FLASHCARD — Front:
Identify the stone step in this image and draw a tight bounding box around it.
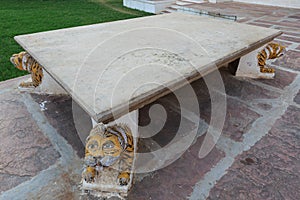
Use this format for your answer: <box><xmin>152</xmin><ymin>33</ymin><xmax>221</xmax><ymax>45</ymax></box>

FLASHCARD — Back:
<box><xmin>160</xmin><ymin>10</ymin><xmax>171</xmax><ymax>14</ymax></box>
<box><xmin>180</xmin><ymin>0</ymin><xmax>207</xmax><ymax>4</ymax></box>
<box><xmin>163</xmin><ymin>0</ymin><xmax>208</xmax><ymax>14</ymax></box>
<box><xmin>170</xmin><ymin>4</ymin><xmax>181</xmax><ymax>9</ymax></box>
<box><xmin>175</xmin><ymin>1</ymin><xmax>193</xmax><ymax>6</ymax></box>
<box><xmin>164</xmin><ymin>6</ymin><xmax>178</xmax><ymax>13</ymax></box>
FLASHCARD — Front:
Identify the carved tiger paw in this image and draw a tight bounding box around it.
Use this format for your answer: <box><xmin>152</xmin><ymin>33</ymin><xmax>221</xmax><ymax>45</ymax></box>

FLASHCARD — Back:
<box><xmin>260</xmin><ymin>67</ymin><xmax>275</xmax><ymax>73</ymax></box>
<box><xmin>118</xmin><ymin>172</ymin><xmax>130</xmax><ymax>186</ymax></box>
<box><xmin>82</xmin><ymin>166</ymin><xmax>96</xmax><ymax>183</ymax></box>
<box><xmin>19</xmin><ymin>81</ymin><xmax>30</xmax><ymax>88</ymax></box>
<box><xmin>19</xmin><ymin>81</ymin><xmax>35</xmax><ymax>88</ymax></box>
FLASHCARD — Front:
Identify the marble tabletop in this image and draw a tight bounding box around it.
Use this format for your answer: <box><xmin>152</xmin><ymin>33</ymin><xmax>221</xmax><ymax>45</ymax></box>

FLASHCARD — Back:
<box><xmin>15</xmin><ymin>13</ymin><xmax>281</xmax><ymax>122</ymax></box>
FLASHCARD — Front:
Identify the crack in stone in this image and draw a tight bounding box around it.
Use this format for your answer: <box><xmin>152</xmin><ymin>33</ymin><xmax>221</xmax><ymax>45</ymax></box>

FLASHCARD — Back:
<box><xmin>0</xmin><ymin>171</ymin><xmax>32</xmax><ymax>178</ymax></box>
<box><xmin>0</xmin><ymin>160</ymin><xmax>13</xmax><ymax>171</ymax></box>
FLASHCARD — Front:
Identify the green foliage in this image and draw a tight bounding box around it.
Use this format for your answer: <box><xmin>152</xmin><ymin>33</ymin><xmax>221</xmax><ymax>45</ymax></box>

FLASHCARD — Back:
<box><xmin>0</xmin><ymin>0</ymin><xmax>149</xmax><ymax>81</ymax></box>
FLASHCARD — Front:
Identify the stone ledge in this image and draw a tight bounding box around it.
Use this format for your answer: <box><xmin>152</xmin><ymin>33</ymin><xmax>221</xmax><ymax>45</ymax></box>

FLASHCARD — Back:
<box><xmin>123</xmin><ymin>0</ymin><xmax>175</xmax><ymax>13</ymax></box>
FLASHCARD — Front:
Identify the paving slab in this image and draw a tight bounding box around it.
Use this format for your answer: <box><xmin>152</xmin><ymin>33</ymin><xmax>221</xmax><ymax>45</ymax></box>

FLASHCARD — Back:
<box><xmin>207</xmin><ymin>106</ymin><xmax>300</xmax><ymax>200</ymax></box>
<box><xmin>25</xmin><ymin>172</ymin><xmax>82</xmax><ymax>200</ymax></box>
<box><xmin>186</xmin><ymin>2</ymin><xmax>298</xmax><ymax>20</ymax></box>
<box><xmin>255</xmin><ymin>68</ymin><xmax>297</xmax><ymax>90</ymax></box>
<box><xmin>0</xmin><ymin>87</ymin><xmax>60</xmax><ymax>192</ymax></box>
<box><xmin>294</xmin><ymin>90</ymin><xmax>300</xmax><ymax>105</ymax></box>
<box><xmin>219</xmin><ymin>68</ymin><xmax>281</xmax><ymax>101</ymax></box>
<box><xmin>220</xmin><ymin>97</ymin><xmax>261</xmax><ymax>142</ymax></box>
<box><xmin>30</xmin><ymin>94</ymin><xmax>87</xmax><ymax>158</ymax></box>
<box><xmin>272</xmin><ymin>50</ymin><xmax>300</xmax><ymax>71</ymax></box>
<box><xmin>129</xmin><ymin>134</ymin><xmax>225</xmax><ymax>200</ymax></box>
<box><xmin>193</xmin><ymin>84</ymin><xmax>263</xmax><ymax>142</ymax></box>
<box><xmin>130</xmin><ymin>99</ymin><xmax>223</xmax><ymax>199</ymax></box>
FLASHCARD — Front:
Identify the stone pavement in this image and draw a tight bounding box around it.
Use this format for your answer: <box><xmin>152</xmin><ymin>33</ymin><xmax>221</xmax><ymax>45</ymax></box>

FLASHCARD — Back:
<box><xmin>1</xmin><ymin>2</ymin><xmax>300</xmax><ymax>200</ymax></box>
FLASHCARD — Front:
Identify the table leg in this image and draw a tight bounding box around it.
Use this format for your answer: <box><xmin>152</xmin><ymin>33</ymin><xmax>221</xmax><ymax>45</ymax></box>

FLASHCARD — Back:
<box><xmin>82</xmin><ymin>110</ymin><xmax>139</xmax><ymax>199</ymax></box>
<box><xmin>235</xmin><ymin>46</ymin><xmax>275</xmax><ymax>79</ymax></box>
<box><xmin>38</xmin><ymin>71</ymin><xmax>68</xmax><ymax>94</ymax></box>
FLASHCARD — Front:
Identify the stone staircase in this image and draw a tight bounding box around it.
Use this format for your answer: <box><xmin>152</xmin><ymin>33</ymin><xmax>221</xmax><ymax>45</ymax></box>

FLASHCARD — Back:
<box><xmin>161</xmin><ymin>0</ymin><xmax>208</xmax><ymax>13</ymax></box>
<box><xmin>161</xmin><ymin>0</ymin><xmax>237</xmax><ymax>21</ymax></box>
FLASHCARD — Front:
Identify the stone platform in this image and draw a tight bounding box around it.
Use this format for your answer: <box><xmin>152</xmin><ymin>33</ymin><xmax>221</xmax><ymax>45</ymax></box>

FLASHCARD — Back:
<box><xmin>1</xmin><ymin>2</ymin><xmax>300</xmax><ymax>200</ymax></box>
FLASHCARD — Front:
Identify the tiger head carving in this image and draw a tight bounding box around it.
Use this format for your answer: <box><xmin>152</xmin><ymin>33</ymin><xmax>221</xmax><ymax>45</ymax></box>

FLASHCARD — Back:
<box><xmin>85</xmin><ymin>123</ymin><xmax>129</xmax><ymax>166</ymax></box>
<box><xmin>83</xmin><ymin>123</ymin><xmax>134</xmax><ymax>185</ymax></box>
<box><xmin>10</xmin><ymin>51</ymin><xmax>43</xmax><ymax>88</ymax></box>
<box><xmin>10</xmin><ymin>51</ymin><xmax>28</xmax><ymax>71</ymax></box>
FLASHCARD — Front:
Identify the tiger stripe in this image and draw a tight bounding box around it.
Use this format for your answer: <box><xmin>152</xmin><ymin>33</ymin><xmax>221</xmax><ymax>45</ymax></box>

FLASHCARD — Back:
<box><xmin>257</xmin><ymin>42</ymin><xmax>285</xmax><ymax>74</ymax></box>
<box><xmin>82</xmin><ymin>123</ymin><xmax>134</xmax><ymax>185</ymax></box>
<box><xmin>10</xmin><ymin>51</ymin><xmax>43</xmax><ymax>88</ymax></box>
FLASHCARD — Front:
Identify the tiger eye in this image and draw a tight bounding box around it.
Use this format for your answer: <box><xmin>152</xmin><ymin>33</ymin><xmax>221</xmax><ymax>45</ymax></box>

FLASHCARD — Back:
<box><xmin>88</xmin><ymin>140</ymin><xmax>99</xmax><ymax>150</ymax></box>
<box><xmin>103</xmin><ymin>141</ymin><xmax>115</xmax><ymax>150</ymax></box>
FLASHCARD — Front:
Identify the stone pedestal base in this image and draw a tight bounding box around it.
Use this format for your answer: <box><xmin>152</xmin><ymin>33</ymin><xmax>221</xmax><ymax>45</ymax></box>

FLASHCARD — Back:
<box><xmin>235</xmin><ymin>47</ymin><xmax>275</xmax><ymax>79</ymax></box>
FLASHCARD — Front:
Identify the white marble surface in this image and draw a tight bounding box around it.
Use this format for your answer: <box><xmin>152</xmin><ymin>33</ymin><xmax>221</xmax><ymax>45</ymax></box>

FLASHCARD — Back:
<box><xmin>14</xmin><ymin>13</ymin><xmax>281</xmax><ymax>122</ymax></box>
<box><xmin>123</xmin><ymin>0</ymin><xmax>175</xmax><ymax>14</ymax></box>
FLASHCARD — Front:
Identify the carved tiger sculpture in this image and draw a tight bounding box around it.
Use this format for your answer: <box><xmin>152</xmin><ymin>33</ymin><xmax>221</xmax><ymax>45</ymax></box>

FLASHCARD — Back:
<box><xmin>82</xmin><ymin>123</ymin><xmax>134</xmax><ymax>186</ymax></box>
<box><xmin>257</xmin><ymin>42</ymin><xmax>286</xmax><ymax>73</ymax></box>
<box><xmin>10</xmin><ymin>51</ymin><xmax>43</xmax><ymax>88</ymax></box>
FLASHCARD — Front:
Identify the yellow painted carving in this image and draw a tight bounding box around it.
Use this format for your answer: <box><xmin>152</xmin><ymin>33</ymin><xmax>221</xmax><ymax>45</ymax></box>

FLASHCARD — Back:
<box><xmin>257</xmin><ymin>42</ymin><xmax>286</xmax><ymax>73</ymax></box>
<box><xmin>10</xmin><ymin>51</ymin><xmax>43</xmax><ymax>87</ymax></box>
<box><xmin>82</xmin><ymin>123</ymin><xmax>134</xmax><ymax>186</ymax></box>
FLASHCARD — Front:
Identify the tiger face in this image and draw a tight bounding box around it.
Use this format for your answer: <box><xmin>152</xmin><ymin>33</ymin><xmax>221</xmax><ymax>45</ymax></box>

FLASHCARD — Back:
<box><xmin>10</xmin><ymin>51</ymin><xmax>27</xmax><ymax>71</ymax></box>
<box><xmin>268</xmin><ymin>42</ymin><xmax>286</xmax><ymax>59</ymax></box>
<box><xmin>276</xmin><ymin>46</ymin><xmax>286</xmax><ymax>58</ymax></box>
<box><xmin>85</xmin><ymin>131</ymin><xmax>124</xmax><ymax>167</ymax></box>
<box><xmin>10</xmin><ymin>51</ymin><xmax>43</xmax><ymax>88</ymax></box>
<box><xmin>83</xmin><ymin>123</ymin><xmax>134</xmax><ymax>185</ymax></box>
